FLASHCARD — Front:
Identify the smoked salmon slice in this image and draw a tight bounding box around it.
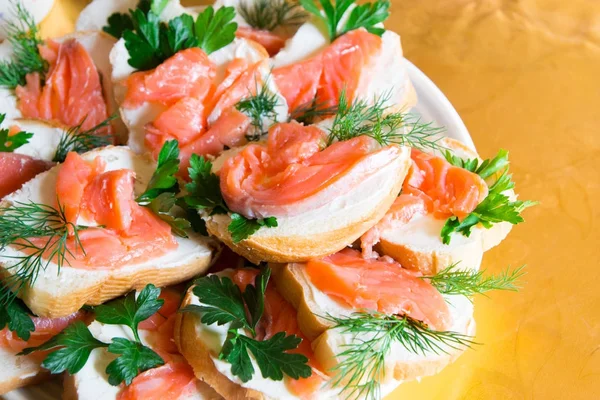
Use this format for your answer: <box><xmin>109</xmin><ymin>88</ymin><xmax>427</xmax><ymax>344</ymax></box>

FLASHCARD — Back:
<box><xmin>0</xmin><ymin>310</ymin><xmax>85</xmax><ymax>353</ymax></box>
<box><xmin>232</xmin><ymin>269</ymin><xmax>325</xmax><ymax>397</ymax></box>
<box><xmin>116</xmin><ymin>361</ymin><xmax>197</xmax><ymax>400</ymax></box>
<box><xmin>0</xmin><ymin>153</ymin><xmax>53</xmax><ymax>199</ymax></box>
<box><xmin>236</xmin><ymin>27</ymin><xmax>287</xmax><ymax>56</ymax></box>
<box><xmin>16</xmin><ymin>39</ymin><xmax>111</xmax><ymax>133</ymax></box>
<box><xmin>273</xmin><ymin>29</ymin><xmax>382</xmax><ymax>110</ymax></box>
<box><xmin>305</xmin><ymin>248</ymin><xmax>451</xmax><ymax>330</ymax></box>
<box><xmin>23</xmin><ymin>152</ymin><xmax>178</xmax><ymax>269</ymax></box>
<box><xmin>219</xmin><ymin>122</ymin><xmax>400</xmax><ymax>219</ymax></box>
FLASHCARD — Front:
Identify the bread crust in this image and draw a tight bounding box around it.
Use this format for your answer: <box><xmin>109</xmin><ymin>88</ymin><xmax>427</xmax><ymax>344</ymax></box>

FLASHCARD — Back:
<box><xmin>2</xmin><ymin>253</ymin><xmax>214</xmax><ymax>318</ymax></box>
<box><xmin>0</xmin><ymin>351</ymin><xmax>48</xmax><ymax>395</ymax></box>
<box><xmin>175</xmin><ymin>288</ymin><xmax>266</xmax><ymax>400</ymax></box>
<box><xmin>0</xmin><ymin>371</ymin><xmax>48</xmax><ymax>396</ymax></box>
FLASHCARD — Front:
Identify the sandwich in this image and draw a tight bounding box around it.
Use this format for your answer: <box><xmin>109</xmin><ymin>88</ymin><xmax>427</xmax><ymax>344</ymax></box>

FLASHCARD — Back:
<box><xmin>19</xmin><ymin>284</ymin><xmax>220</xmax><ymax>399</ymax></box>
<box><xmin>360</xmin><ymin>137</ymin><xmax>535</xmax><ymax>274</ymax></box>
<box><xmin>0</xmin><ymin>143</ymin><xmax>216</xmax><ymax>318</ymax></box>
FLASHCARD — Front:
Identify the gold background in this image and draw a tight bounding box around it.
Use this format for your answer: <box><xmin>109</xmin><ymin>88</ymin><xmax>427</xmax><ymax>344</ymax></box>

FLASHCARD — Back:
<box><xmin>40</xmin><ymin>0</ymin><xmax>600</xmax><ymax>398</ymax></box>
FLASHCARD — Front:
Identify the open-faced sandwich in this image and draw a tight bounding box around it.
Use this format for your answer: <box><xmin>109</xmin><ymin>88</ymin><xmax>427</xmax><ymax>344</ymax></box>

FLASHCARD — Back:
<box><xmin>0</xmin><ymin>0</ymin><xmax>535</xmax><ymax>398</ymax></box>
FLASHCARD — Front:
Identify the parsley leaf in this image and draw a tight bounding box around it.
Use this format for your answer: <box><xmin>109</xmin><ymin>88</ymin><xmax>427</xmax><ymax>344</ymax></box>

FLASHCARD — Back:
<box><xmin>105</xmin><ymin>338</ymin><xmax>164</xmax><ymax>385</ymax></box>
<box><xmin>0</xmin><ymin>297</ymin><xmax>35</xmax><ymax>341</ymax></box>
<box><xmin>184</xmin><ymin>154</ymin><xmax>228</xmax><ymax>213</ymax></box>
<box><xmin>147</xmin><ymin>192</ymin><xmax>191</xmax><ymax>237</ymax></box>
<box><xmin>94</xmin><ymin>284</ymin><xmax>164</xmax><ymax>343</ymax></box>
<box><xmin>137</xmin><ymin>139</ymin><xmax>180</xmax><ymax>204</ymax></box>
<box><xmin>20</xmin><ymin>321</ymin><xmax>108</xmax><ymax>374</ymax></box>
<box><xmin>229</xmin><ymin>213</ymin><xmax>278</xmax><ymax>243</ymax></box>
<box><xmin>104</xmin><ymin>12</ymin><xmax>135</xmax><ymax>39</ymax></box>
<box><xmin>123</xmin><ymin>6</ymin><xmax>237</xmax><ymax>71</ymax></box>
<box><xmin>0</xmin><ymin>114</ymin><xmax>33</xmax><ymax>152</ymax></box>
<box><xmin>300</xmin><ymin>0</ymin><xmax>389</xmax><ymax>41</ymax></box>
<box><xmin>221</xmin><ymin>332</ymin><xmax>311</xmax><ymax>382</ymax></box>
<box><xmin>440</xmin><ymin>150</ymin><xmax>536</xmax><ymax>244</ymax></box>
<box><xmin>183</xmin><ymin>268</ymin><xmax>311</xmax><ymax>382</ymax></box>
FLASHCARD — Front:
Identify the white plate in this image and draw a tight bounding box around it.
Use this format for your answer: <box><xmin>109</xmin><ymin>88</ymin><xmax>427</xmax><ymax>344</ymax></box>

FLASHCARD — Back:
<box><xmin>1</xmin><ymin>58</ymin><xmax>473</xmax><ymax>400</ymax></box>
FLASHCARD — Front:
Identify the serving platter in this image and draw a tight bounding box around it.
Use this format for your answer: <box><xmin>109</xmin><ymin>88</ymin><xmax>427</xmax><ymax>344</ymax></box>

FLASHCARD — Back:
<box><xmin>2</xmin><ymin>57</ymin><xmax>474</xmax><ymax>400</ymax></box>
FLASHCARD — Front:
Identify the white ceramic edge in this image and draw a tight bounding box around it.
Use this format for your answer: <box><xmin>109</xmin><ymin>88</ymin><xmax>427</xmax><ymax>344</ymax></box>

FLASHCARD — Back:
<box><xmin>2</xmin><ymin>59</ymin><xmax>474</xmax><ymax>400</ymax></box>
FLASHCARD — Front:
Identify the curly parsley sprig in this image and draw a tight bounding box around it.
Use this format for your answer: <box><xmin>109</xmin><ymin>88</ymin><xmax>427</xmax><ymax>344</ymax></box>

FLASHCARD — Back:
<box><xmin>441</xmin><ymin>149</ymin><xmax>536</xmax><ymax>244</ymax></box>
<box><xmin>300</xmin><ymin>0</ymin><xmax>389</xmax><ymax>41</ymax></box>
<box><xmin>182</xmin><ymin>268</ymin><xmax>312</xmax><ymax>382</ymax></box>
<box><xmin>21</xmin><ymin>284</ymin><xmax>165</xmax><ymax>385</ymax></box>
<box><xmin>0</xmin><ymin>2</ymin><xmax>47</xmax><ymax>88</ymax></box>
<box><xmin>184</xmin><ymin>154</ymin><xmax>278</xmax><ymax>243</ymax></box>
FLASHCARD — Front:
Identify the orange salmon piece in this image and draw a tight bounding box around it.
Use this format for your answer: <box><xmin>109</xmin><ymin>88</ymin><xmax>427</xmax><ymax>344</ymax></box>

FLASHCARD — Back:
<box><xmin>406</xmin><ymin>149</ymin><xmax>488</xmax><ymax>219</ymax></box>
<box><xmin>123</xmin><ymin>48</ymin><xmax>216</xmax><ymax>108</ymax></box>
<box><xmin>16</xmin><ymin>39</ymin><xmax>111</xmax><ymax>133</ymax></box>
<box><xmin>273</xmin><ymin>55</ymin><xmax>323</xmax><ymax>112</ymax></box>
<box><xmin>236</xmin><ymin>27</ymin><xmax>287</xmax><ymax>56</ymax></box>
<box><xmin>231</xmin><ymin>269</ymin><xmax>325</xmax><ymax>397</ymax></box>
<box><xmin>117</xmin><ymin>362</ymin><xmax>197</xmax><ymax>400</ymax></box>
<box><xmin>0</xmin><ymin>153</ymin><xmax>53</xmax><ymax>198</ymax></box>
<box><xmin>317</xmin><ymin>29</ymin><xmax>381</xmax><ymax>107</ymax></box>
<box><xmin>55</xmin><ymin>152</ymin><xmax>106</xmax><ymax>224</ymax></box>
<box><xmin>0</xmin><ymin>310</ymin><xmax>85</xmax><ymax>353</ymax></box>
<box><xmin>139</xmin><ymin>289</ymin><xmax>182</xmax><ymax>332</ymax></box>
<box><xmin>80</xmin><ymin>169</ymin><xmax>136</xmax><ymax>231</ymax></box>
<box><xmin>306</xmin><ymin>248</ymin><xmax>451</xmax><ymax>330</ymax></box>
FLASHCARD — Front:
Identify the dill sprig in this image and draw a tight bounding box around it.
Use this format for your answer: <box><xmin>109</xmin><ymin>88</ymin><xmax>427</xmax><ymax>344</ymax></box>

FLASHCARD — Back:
<box><xmin>327</xmin><ymin>91</ymin><xmax>445</xmax><ymax>152</ymax></box>
<box><xmin>0</xmin><ymin>2</ymin><xmax>47</xmax><ymax>88</ymax></box>
<box><xmin>239</xmin><ymin>0</ymin><xmax>308</xmax><ymax>31</ymax></box>
<box><xmin>235</xmin><ymin>79</ymin><xmax>280</xmax><ymax>141</ymax></box>
<box><xmin>52</xmin><ymin>115</ymin><xmax>116</xmax><ymax>163</ymax></box>
<box><xmin>0</xmin><ymin>201</ymin><xmax>86</xmax><ymax>306</ymax></box>
<box><xmin>289</xmin><ymin>100</ymin><xmax>338</xmax><ymax>124</ymax></box>
<box><xmin>422</xmin><ymin>264</ymin><xmax>525</xmax><ymax>297</ymax></box>
<box><xmin>324</xmin><ymin>312</ymin><xmax>475</xmax><ymax>400</ymax></box>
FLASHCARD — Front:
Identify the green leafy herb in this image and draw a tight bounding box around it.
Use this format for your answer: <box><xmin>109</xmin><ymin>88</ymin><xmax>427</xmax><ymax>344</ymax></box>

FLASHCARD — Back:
<box><xmin>289</xmin><ymin>100</ymin><xmax>338</xmax><ymax>125</ymax></box>
<box><xmin>423</xmin><ymin>264</ymin><xmax>525</xmax><ymax>297</ymax></box>
<box><xmin>137</xmin><ymin>139</ymin><xmax>180</xmax><ymax>204</ymax></box>
<box><xmin>0</xmin><ymin>201</ymin><xmax>87</xmax><ymax>306</ymax></box>
<box><xmin>440</xmin><ymin>150</ymin><xmax>536</xmax><ymax>244</ymax></box>
<box><xmin>0</xmin><ymin>113</ymin><xmax>33</xmax><ymax>151</ymax></box>
<box><xmin>124</xmin><ymin>6</ymin><xmax>237</xmax><ymax>70</ymax></box>
<box><xmin>0</xmin><ymin>296</ymin><xmax>35</xmax><ymax>341</ymax></box>
<box><xmin>184</xmin><ymin>155</ymin><xmax>278</xmax><ymax>242</ymax></box>
<box><xmin>52</xmin><ymin>115</ymin><xmax>116</xmax><ymax>162</ymax></box>
<box><xmin>239</xmin><ymin>0</ymin><xmax>308</xmax><ymax>31</ymax></box>
<box><xmin>20</xmin><ymin>321</ymin><xmax>108</xmax><ymax>374</ymax></box>
<box><xmin>147</xmin><ymin>192</ymin><xmax>191</xmax><ymax>237</ymax></box>
<box><xmin>21</xmin><ymin>285</ymin><xmax>166</xmax><ymax>385</ymax></box>
<box><xmin>235</xmin><ymin>79</ymin><xmax>280</xmax><ymax>141</ymax></box>
<box><xmin>328</xmin><ymin>91</ymin><xmax>445</xmax><ymax>152</ymax></box>
<box><xmin>105</xmin><ymin>338</ymin><xmax>164</xmax><ymax>385</ymax></box>
<box><xmin>324</xmin><ymin>312</ymin><xmax>475</xmax><ymax>399</ymax></box>
<box><xmin>229</xmin><ymin>213</ymin><xmax>278</xmax><ymax>243</ymax></box>
<box><xmin>0</xmin><ymin>2</ymin><xmax>47</xmax><ymax>88</ymax></box>
<box><xmin>94</xmin><ymin>284</ymin><xmax>164</xmax><ymax>343</ymax></box>
<box><xmin>103</xmin><ymin>0</ymin><xmax>166</xmax><ymax>39</ymax></box>
<box><xmin>300</xmin><ymin>0</ymin><xmax>389</xmax><ymax>41</ymax></box>
<box><xmin>182</xmin><ymin>268</ymin><xmax>311</xmax><ymax>382</ymax></box>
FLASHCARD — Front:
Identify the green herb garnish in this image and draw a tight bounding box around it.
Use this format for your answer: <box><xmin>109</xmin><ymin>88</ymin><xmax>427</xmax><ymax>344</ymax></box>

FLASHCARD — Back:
<box><xmin>21</xmin><ymin>284</ymin><xmax>165</xmax><ymax>385</ymax></box>
<box><xmin>184</xmin><ymin>154</ymin><xmax>278</xmax><ymax>242</ymax></box>
<box><xmin>324</xmin><ymin>311</ymin><xmax>475</xmax><ymax>400</ymax></box>
<box><xmin>0</xmin><ymin>2</ymin><xmax>47</xmax><ymax>88</ymax></box>
<box><xmin>0</xmin><ymin>295</ymin><xmax>35</xmax><ymax>341</ymax></box>
<box><xmin>300</xmin><ymin>0</ymin><xmax>389</xmax><ymax>41</ymax></box>
<box><xmin>52</xmin><ymin>115</ymin><xmax>116</xmax><ymax>162</ymax></box>
<box><xmin>182</xmin><ymin>268</ymin><xmax>312</xmax><ymax>382</ymax></box>
<box><xmin>103</xmin><ymin>0</ymin><xmax>165</xmax><ymax>39</ymax></box>
<box><xmin>235</xmin><ymin>79</ymin><xmax>280</xmax><ymax>141</ymax></box>
<box><xmin>0</xmin><ymin>113</ymin><xmax>33</xmax><ymax>151</ymax></box>
<box><xmin>239</xmin><ymin>0</ymin><xmax>307</xmax><ymax>31</ymax></box>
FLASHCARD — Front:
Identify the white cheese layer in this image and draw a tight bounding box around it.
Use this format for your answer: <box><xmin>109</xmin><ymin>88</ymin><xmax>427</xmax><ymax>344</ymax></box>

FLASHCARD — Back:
<box><xmin>271</xmin><ymin>19</ymin><xmax>329</xmax><ymax>68</ymax></box>
<box><xmin>11</xmin><ymin>119</ymin><xmax>65</xmax><ymax>161</ymax></box>
<box><xmin>188</xmin><ymin>272</ymin><xmax>339</xmax><ymax>400</ymax></box>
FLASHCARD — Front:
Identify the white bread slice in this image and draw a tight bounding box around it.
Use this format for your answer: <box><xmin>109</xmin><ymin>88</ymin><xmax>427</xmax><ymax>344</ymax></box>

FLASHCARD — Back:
<box><xmin>109</xmin><ymin>37</ymin><xmax>271</xmax><ymax>155</ymax></box>
<box><xmin>205</xmin><ymin>144</ymin><xmax>411</xmax><ymax>264</ymax></box>
<box><xmin>75</xmin><ymin>0</ymin><xmax>196</xmax><ymax>32</ymax></box>
<box><xmin>271</xmin><ymin>262</ymin><xmax>475</xmax><ymax>389</ymax></box>
<box><xmin>0</xmin><ymin>0</ymin><xmax>55</xmax><ymax>41</ymax></box>
<box><xmin>0</xmin><ymin>146</ymin><xmax>216</xmax><ymax>318</ymax></box>
<box><xmin>374</xmin><ymin>137</ymin><xmax>514</xmax><ymax>274</ymax></box>
<box><xmin>0</xmin><ymin>32</ymin><xmax>127</xmax><ymax>144</ymax></box>
<box><xmin>64</xmin><ymin>320</ymin><xmax>221</xmax><ymax>400</ymax></box>
<box><xmin>10</xmin><ymin>119</ymin><xmax>64</xmax><ymax>161</ymax></box>
<box><xmin>175</xmin><ymin>271</ymin><xmax>338</xmax><ymax>400</ymax></box>
<box><xmin>0</xmin><ymin>347</ymin><xmax>48</xmax><ymax>395</ymax></box>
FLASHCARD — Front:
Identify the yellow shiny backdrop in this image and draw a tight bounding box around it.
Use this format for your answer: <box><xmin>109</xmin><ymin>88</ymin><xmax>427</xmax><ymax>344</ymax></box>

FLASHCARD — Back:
<box><xmin>41</xmin><ymin>1</ymin><xmax>600</xmax><ymax>399</ymax></box>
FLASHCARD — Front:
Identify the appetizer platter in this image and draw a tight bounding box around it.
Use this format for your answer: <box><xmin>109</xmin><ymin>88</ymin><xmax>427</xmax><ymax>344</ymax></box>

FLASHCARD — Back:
<box><xmin>0</xmin><ymin>0</ymin><xmax>535</xmax><ymax>399</ymax></box>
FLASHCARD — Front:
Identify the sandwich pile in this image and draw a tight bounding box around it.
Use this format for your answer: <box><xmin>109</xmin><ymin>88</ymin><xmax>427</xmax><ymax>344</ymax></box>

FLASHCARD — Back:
<box><xmin>0</xmin><ymin>0</ymin><xmax>535</xmax><ymax>399</ymax></box>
